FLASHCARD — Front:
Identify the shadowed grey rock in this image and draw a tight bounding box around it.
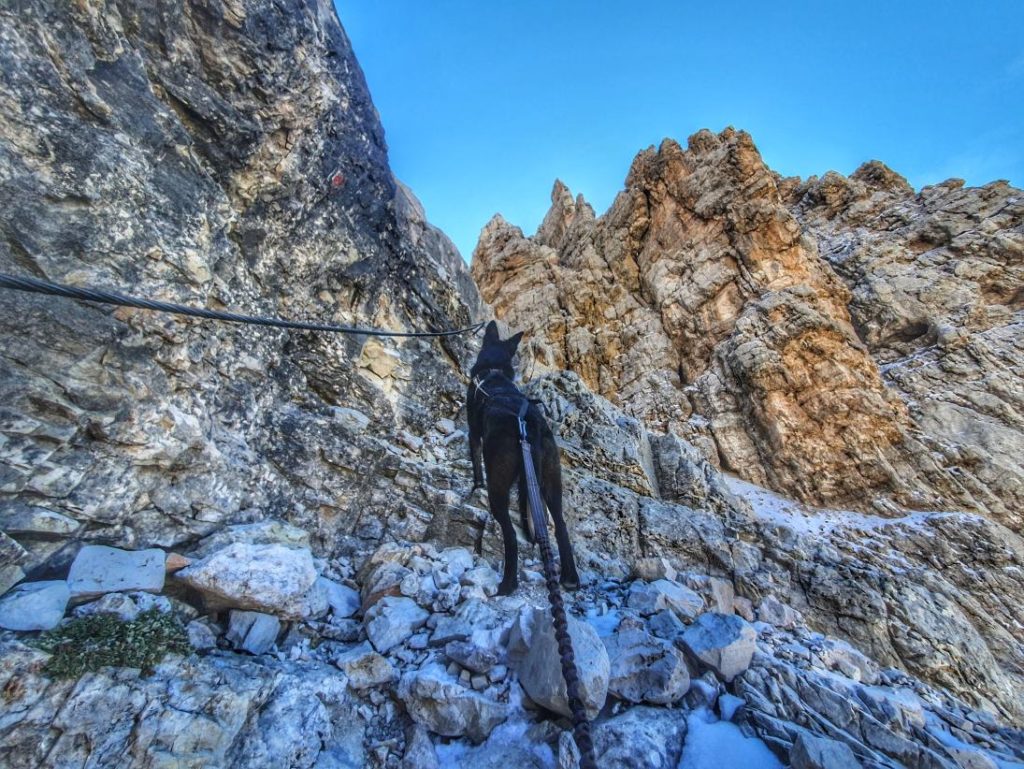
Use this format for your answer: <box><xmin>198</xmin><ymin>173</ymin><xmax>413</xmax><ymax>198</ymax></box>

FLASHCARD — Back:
<box><xmin>681</xmin><ymin>612</ymin><xmax>757</xmax><ymax>683</ymax></box>
<box><xmin>445</xmin><ymin>640</ymin><xmax>501</xmax><ymax>674</ymax></box>
<box><xmin>364</xmin><ymin>596</ymin><xmax>429</xmax><ymax>653</ymax></box>
<box><xmin>590</xmin><ymin>706</ymin><xmax>688</xmax><ymax>769</ymax></box>
<box><xmin>626</xmin><ymin>579</ymin><xmax>704</xmax><ymax>620</ymax></box>
<box><xmin>320</xmin><ymin>577</ymin><xmax>360</xmax><ymax>619</ymax></box>
<box><xmin>0</xmin><ymin>580</ymin><xmax>69</xmax><ymax>630</ymax></box>
<box><xmin>603</xmin><ymin>623</ymin><xmax>690</xmax><ymax>704</ymax></box>
<box><xmin>402</xmin><ymin>723</ymin><xmax>440</xmax><ymax>769</ymax></box>
<box><xmin>67</xmin><ymin>546</ymin><xmax>165</xmax><ymax>598</ymax></box>
<box><xmin>176</xmin><ymin>543</ymin><xmax>317</xmax><ymax>619</ymax></box>
<box><xmin>397</xmin><ymin>664</ymin><xmax>508</xmax><ymax>742</ymax></box>
<box><xmin>186</xmin><ymin>618</ymin><xmax>219</xmax><ymax>651</ymax></box>
<box><xmin>73</xmin><ymin>591</ymin><xmax>170</xmax><ymax>622</ymax></box>
<box><xmin>791</xmin><ymin>733</ymin><xmax>863</xmax><ymax>769</ymax></box>
<box><xmin>333</xmin><ymin>641</ymin><xmax>397</xmax><ymax>689</ymax></box>
<box><xmin>226</xmin><ymin>610</ymin><xmax>281</xmax><ymax>655</ymax></box>
<box><xmin>758</xmin><ymin>596</ymin><xmax>800</xmax><ymax>629</ymax></box>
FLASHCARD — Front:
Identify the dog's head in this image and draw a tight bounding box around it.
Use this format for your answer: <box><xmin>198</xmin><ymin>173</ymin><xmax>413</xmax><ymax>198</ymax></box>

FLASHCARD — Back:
<box><xmin>471</xmin><ymin>321</ymin><xmax>524</xmax><ymax>379</ymax></box>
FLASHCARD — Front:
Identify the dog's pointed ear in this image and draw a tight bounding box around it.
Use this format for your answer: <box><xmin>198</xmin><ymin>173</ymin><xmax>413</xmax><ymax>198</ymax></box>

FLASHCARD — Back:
<box><xmin>483</xmin><ymin>320</ymin><xmax>500</xmax><ymax>343</ymax></box>
<box><xmin>505</xmin><ymin>331</ymin><xmax>524</xmax><ymax>354</ymax></box>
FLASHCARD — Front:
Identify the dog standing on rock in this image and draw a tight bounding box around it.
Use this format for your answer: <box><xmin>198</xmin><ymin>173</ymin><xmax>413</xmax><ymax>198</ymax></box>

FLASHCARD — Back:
<box><xmin>467</xmin><ymin>321</ymin><xmax>581</xmax><ymax>595</ymax></box>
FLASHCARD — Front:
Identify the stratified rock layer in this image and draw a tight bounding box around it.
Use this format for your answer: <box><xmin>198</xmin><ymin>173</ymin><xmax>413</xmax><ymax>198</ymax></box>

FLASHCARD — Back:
<box><xmin>472</xmin><ymin>129</ymin><xmax>1024</xmax><ymax>526</ymax></box>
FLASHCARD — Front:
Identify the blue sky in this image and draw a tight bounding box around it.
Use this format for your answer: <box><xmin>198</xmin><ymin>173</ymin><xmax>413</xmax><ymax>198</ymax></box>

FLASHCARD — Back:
<box><xmin>339</xmin><ymin>1</ymin><xmax>1024</xmax><ymax>261</ymax></box>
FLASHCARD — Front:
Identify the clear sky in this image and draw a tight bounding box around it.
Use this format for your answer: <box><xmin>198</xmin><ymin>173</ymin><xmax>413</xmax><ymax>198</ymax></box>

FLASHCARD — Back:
<box><xmin>338</xmin><ymin>1</ymin><xmax>1024</xmax><ymax>261</ymax></box>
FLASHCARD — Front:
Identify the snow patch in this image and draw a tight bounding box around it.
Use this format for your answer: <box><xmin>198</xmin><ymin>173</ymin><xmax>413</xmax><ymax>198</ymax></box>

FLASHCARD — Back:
<box><xmin>678</xmin><ymin>708</ymin><xmax>782</xmax><ymax>769</ymax></box>
<box><xmin>722</xmin><ymin>473</ymin><xmax>981</xmax><ymax>536</ymax></box>
<box><xmin>584</xmin><ymin>606</ymin><xmax>621</xmax><ymax>638</ymax></box>
<box><xmin>434</xmin><ymin>717</ymin><xmax>556</xmax><ymax>769</ymax></box>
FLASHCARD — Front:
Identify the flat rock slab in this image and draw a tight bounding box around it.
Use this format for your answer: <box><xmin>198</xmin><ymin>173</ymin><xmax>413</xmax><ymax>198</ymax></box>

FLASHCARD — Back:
<box><xmin>67</xmin><ymin>545</ymin><xmax>165</xmax><ymax>597</ymax></box>
<box><xmin>682</xmin><ymin>612</ymin><xmax>757</xmax><ymax>683</ymax></box>
<box><xmin>176</xmin><ymin>543</ymin><xmax>317</xmax><ymax>619</ymax></box>
<box><xmin>0</xmin><ymin>580</ymin><xmax>70</xmax><ymax>631</ymax></box>
<box><xmin>226</xmin><ymin>610</ymin><xmax>280</xmax><ymax>655</ymax></box>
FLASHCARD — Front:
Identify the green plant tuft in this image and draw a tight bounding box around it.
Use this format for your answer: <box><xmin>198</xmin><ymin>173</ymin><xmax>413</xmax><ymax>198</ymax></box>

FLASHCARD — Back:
<box><xmin>34</xmin><ymin>607</ymin><xmax>190</xmax><ymax>679</ymax></box>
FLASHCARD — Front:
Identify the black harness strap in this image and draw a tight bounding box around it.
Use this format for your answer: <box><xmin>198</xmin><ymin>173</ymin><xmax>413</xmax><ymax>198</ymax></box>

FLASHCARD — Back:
<box><xmin>516</xmin><ymin>401</ymin><xmax>596</xmax><ymax>769</ymax></box>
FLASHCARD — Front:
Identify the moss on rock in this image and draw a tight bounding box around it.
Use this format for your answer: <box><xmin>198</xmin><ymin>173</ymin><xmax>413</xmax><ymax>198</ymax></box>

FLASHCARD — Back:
<box><xmin>34</xmin><ymin>608</ymin><xmax>189</xmax><ymax>678</ymax></box>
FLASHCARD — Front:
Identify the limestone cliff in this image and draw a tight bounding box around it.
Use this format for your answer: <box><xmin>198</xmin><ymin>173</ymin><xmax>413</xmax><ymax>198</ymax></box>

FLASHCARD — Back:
<box><xmin>0</xmin><ymin>0</ymin><xmax>485</xmax><ymax>589</ymax></box>
<box><xmin>472</xmin><ymin>129</ymin><xmax>1024</xmax><ymax>531</ymax></box>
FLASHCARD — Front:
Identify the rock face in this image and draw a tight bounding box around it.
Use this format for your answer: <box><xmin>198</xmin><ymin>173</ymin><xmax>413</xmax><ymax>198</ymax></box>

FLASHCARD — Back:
<box><xmin>0</xmin><ymin>0</ymin><xmax>484</xmax><ymax>583</ymax></box>
<box><xmin>472</xmin><ymin>129</ymin><xmax>1024</xmax><ymax>526</ymax></box>
<box><xmin>0</xmin><ymin>641</ymin><xmax>365</xmax><ymax>769</ymax></box>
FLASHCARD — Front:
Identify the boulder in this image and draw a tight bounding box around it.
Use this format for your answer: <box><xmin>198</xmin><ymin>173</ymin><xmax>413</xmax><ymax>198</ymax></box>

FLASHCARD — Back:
<box><xmin>364</xmin><ymin>596</ymin><xmax>429</xmax><ymax>653</ymax></box>
<box><xmin>226</xmin><ymin>610</ymin><xmax>281</xmax><ymax>655</ymax></box>
<box><xmin>402</xmin><ymin>723</ymin><xmax>439</xmax><ymax>769</ymax></box>
<box><xmin>431</xmin><ymin>598</ymin><xmax>506</xmax><ymax>648</ymax></box>
<box><xmin>633</xmin><ymin>557</ymin><xmax>677</xmax><ymax>582</ymax></box>
<box><xmin>681</xmin><ymin>612</ymin><xmax>757</xmax><ymax>682</ymax></box>
<box><xmin>398</xmin><ymin>664</ymin><xmax>508</xmax><ymax>742</ymax></box>
<box><xmin>603</xmin><ymin>623</ymin><xmax>690</xmax><ymax>704</ymax></box>
<box><xmin>175</xmin><ymin>543</ymin><xmax>317</xmax><ymax>619</ymax></box>
<box><xmin>647</xmin><ymin>609</ymin><xmax>686</xmax><ymax>640</ymax></box>
<box><xmin>0</xmin><ymin>580</ymin><xmax>69</xmax><ymax>631</ymax></box>
<box><xmin>681</xmin><ymin>574</ymin><xmax>736</xmax><ymax>615</ymax></box>
<box><xmin>67</xmin><ymin>545</ymin><xmax>165</xmax><ymax>598</ymax></box>
<box><xmin>514</xmin><ymin>606</ymin><xmax>609</xmax><ymax>720</ymax></box>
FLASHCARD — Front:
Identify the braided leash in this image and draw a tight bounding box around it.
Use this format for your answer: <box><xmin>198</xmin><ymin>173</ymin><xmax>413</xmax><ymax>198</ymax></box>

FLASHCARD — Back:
<box><xmin>517</xmin><ymin>401</ymin><xmax>597</xmax><ymax>769</ymax></box>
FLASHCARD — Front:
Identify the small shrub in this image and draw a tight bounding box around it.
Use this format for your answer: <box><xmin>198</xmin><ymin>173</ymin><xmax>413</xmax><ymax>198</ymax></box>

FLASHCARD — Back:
<box><xmin>34</xmin><ymin>608</ymin><xmax>190</xmax><ymax>679</ymax></box>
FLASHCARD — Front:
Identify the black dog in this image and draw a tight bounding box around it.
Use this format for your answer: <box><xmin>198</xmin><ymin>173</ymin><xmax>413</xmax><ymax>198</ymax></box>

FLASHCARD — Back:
<box><xmin>467</xmin><ymin>321</ymin><xmax>580</xmax><ymax>595</ymax></box>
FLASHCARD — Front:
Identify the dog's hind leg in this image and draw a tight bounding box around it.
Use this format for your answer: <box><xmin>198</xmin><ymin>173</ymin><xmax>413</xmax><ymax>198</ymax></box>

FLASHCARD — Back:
<box><xmin>487</xmin><ymin>475</ymin><xmax>519</xmax><ymax>595</ymax></box>
<box><xmin>541</xmin><ymin>442</ymin><xmax>581</xmax><ymax>590</ymax></box>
